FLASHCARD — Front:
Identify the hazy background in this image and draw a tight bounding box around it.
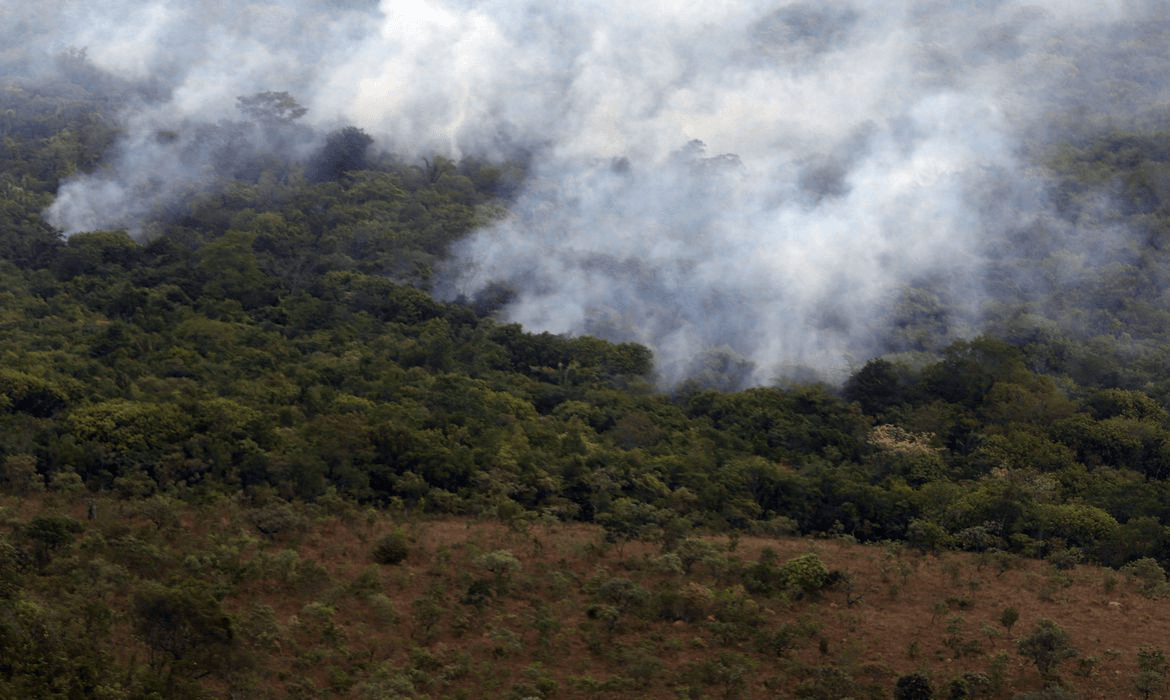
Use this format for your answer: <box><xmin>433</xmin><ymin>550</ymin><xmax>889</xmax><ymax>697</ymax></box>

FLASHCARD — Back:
<box><xmin>12</xmin><ymin>0</ymin><xmax>1170</xmax><ymax>385</ymax></box>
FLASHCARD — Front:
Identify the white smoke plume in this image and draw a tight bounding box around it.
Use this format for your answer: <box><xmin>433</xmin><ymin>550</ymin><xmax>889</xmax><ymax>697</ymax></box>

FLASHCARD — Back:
<box><xmin>18</xmin><ymin>0</ymin><xmax>1170</xmax><ymax>385</ymax></box>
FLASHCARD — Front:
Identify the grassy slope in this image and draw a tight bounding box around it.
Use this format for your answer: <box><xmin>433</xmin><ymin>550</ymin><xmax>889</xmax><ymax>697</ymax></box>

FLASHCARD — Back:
<box><xmin>9</xmin><ymin>492</ymin><xmax>1165</xmax><ymax>699</ymax></box>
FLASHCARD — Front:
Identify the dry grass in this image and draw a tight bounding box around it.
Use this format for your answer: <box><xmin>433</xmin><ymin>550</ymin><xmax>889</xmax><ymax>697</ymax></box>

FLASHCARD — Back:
<box><xmin>5</xmin><ymin>492</ymin><xmax>1167</xmax><ymax>698</ymax></box>
<box><xmin>223</xmin><ymin>512</ymin><xmax>1169</xmax><ymax>699</ymax></box>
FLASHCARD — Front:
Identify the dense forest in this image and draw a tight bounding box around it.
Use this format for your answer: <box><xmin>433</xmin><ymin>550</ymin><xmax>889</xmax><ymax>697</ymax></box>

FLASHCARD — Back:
<box><xmin>6</xmin><ymin>47</ymin><xmax>1170</xmax><ymax>698</ymax></box>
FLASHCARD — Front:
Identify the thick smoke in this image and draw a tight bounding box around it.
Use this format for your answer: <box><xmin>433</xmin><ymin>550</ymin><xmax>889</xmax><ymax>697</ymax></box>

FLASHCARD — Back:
<box><xmin>22</xmin><ymin>0</ymin><xmax>1170</xmax><ymax>385</ymax></box>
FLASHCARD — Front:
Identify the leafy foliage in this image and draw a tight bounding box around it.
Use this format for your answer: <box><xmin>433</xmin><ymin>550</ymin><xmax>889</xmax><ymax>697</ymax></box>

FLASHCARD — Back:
<box><xmin>134</xmin><ymin>580</ymin><xmax>237</xmax><ymax>682</ymax></box>
<box><xmin>1017</xmin><ymin>619</ymin><xmax>1077</xmax><ymax>682</ymax></box>
<box><xmin>894</xmin><ymin>673</ymin><xmax>933</xmax><ymax>700</ymax></box>
<box><xmin>780</xmin><ymin>553</ymin><xmax>831</xmax><ymax>597</ymax></box>
<box><xmin>372</xmin><ymin>528</ymin><xmax>411</xmax><ymax>565</ymax></box>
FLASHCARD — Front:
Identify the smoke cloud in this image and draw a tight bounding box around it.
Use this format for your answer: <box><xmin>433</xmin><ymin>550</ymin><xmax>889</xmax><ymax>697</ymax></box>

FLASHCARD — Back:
<box><xmin>19</xmin><ymin>0</ymin><xmax>1170</xmax><ymax>385</ymax></box>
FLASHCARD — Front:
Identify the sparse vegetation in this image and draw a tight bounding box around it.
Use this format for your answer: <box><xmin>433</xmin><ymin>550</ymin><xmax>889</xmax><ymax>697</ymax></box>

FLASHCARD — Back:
<box><xmin>0</xmin><ymin>493</ymin><xmax>1167</xmax><ymax>697</ymax></box>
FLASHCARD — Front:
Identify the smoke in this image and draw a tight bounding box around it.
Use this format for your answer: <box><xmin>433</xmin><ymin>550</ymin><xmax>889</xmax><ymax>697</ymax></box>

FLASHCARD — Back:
<box><xmin>21</xmin><ymin>0</ymin><xmax>1170</xmax><ymax>386</ymax></box>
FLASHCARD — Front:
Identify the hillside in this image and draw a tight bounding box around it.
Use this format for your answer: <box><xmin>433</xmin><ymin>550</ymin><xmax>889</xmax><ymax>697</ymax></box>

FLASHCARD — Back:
<box><xmin>7</xmin><ymin>19</ymin><xmax>1170</xmax><ymax>699</ymax></box>
<box><xmin>4</xmin><ymin>492</ymin><xmax>1168</xmax><ymax>699</ymax></box>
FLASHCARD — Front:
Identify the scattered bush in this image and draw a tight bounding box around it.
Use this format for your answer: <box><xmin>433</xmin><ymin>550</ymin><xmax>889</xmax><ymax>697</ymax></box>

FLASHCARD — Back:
<box><xmin>248</xmin><ymin>502</ymin><xmax>306</xmax><ymax>537</ymax></box>
<box><xmin>1121</xmin><ymin>557</ymin><xmax>1169</xmax><ymax>598</ymax></box>
<box><xmin>781</xmin><ymin>553</ymin><xmax>830</xmax><ymax>597</ymax></box>
<box><xmin>1000</xmin><ymin>606</ymin><xmax>1020</xmax><ymax>635</ymax></box>
<box><xmin>894</xmin><ymin>672</ymin><xmax>933</xmax><ymax>700</ymax></box>
<box><xmin>372</xmin><ymin>529</ymin><xmax>410</xmax><ymax>565</ymax></box>
<box><xmin>1046</xmin><ymin>548</ymin><xmax>1082</xmax><ymax>571</ymax></box>
<box><xmin>1017</xmin><ymin>619</ymin><xmax>1077</xmax><ymax>682</ymax></box>
<box><xmin>1134</xmin><ymin>647</ymin><xmax>1169</xmax><ymax>699</ymax></box>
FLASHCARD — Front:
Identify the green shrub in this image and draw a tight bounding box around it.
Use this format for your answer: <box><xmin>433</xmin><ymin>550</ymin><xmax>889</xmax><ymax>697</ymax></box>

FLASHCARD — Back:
<box><xmin>781</xmin><ymin>553</ymin><xmax>830</xmax><ymax>597</ymax></box>
<box><xmin>1017</xmin><ymin>619</ymin><xmax>1076</xmax><ymax>682</ymax></box>
<box><xmin>595</xmin><ymin>577</ymin><xmax>649</xmax><ymax>616</ymax></box>
<box><xmin>894</xmin><ymin>672</ymin><xmax>933</xmax><ymax>700</ymax></box>
<box><xmin>907</xmin><ymin>518</ymin><xmax>953</xmax><ymax>554</ymax></box>
<box><xmin>248</xmin><ymin>502</ymin><xmax>305</xmax><ymax>537</ymax></box>
<box><xmin>372</xmin><ymin>529</ymin><xmax>410</xmax><ymax>565</ymax></box>
<box><xmin>1000</xmin><ymin>606</ymin><xmax>1019</xmax><ymax>634</ymax></box>
<box><xmin>1046</xmin><ymin>548</ymin><xmax>1082</xmax><ymax>571</ymax></box>
<box><xmin>1122</xmin><ymin>557</ymin><xmax>1169</xmax><ymax>598</ymax></box>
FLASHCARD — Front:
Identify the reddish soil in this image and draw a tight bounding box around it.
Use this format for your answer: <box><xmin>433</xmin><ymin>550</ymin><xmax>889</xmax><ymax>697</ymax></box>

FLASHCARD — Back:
<box><xmin>239</xmin><ymin>515</ymin><xmax>1169</xmax><ymax>698</ymax></box>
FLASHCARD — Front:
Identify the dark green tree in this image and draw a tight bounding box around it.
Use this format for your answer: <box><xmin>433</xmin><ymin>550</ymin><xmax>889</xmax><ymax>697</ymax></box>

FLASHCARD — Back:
<box><xmin>894</xmin><ymin>672</ymin><xmax>934</xmax><ymax>700</ymax></box>
<box><xmin>133</xmin><ymin>580</ymin><xmax>236</xmax><ymax>688</ymax></box>
<box><xmin>372</xmin><ymin>528</ymin><xmax>410</xmax><ymax>565</ymax></box>
<box><xmin>23</xmin><ymin>514</ymin><xmax>82</xmax><ymax>568</ymax></box>
<box><xmin>1016</xmin><ymin>619</ymin><xmax>1076</xmax><ymax>683</ymax></box>
<box><xmin>844</xmin><ymin>358</ymin><xmax>915</xmax><ymax>416</ymax></box>
<box><xmin>999</xmin><ymin>606</ymin><xmax>1019</xmax><ymax>635</ymax></box>
<box><xmin>309</xmin><ymin>126</ymin><xmax>375</xmax><ymax>182</ymax></box>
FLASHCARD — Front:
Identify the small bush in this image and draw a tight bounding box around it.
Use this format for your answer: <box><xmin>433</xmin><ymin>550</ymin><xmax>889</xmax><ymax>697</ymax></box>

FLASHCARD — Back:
<box><xmin>248</xmin><ymin>503</ymin><xmax>305</xmax><ymax>537</ymax></box>
<box><xmin>476</xmin><ymin>549</ymin><xmax>522</xmax><ymax>595</ymax></box>
<box><xmin>1122</xmin><ymin>557</ymin><xmax>1169</xmax><ymax>598</ymax></box>
<box><xmin>595</xmin><ymin>577</ymin><xmax>649</xmax><ymax>615</ymax></box>
<box><xmin>1000</xmin><ymin>606</ymin><xmax>1020</xmax><ymax>634</ymax></box>
<box><xmin>907</xmin><ymin>518</ymin><xmax>953</xmax><ymax>553</ymax></box>
<box><xmin>781</xmin><ymin>553</ymin><xmax>829</xmax><ymax>597</ymax></box>
<box><xmin>1046</xmin><ymin>548</ymin><xmax>1082</xmax><ymax>571</ymax></box>
<box><xmin>961</xmin><ymin>672</ymin><xmax>992</xmax><ymax>697</ymax></box>
<box><xmin>894</xmin><ymin>672</ymin><xmax>933</xmax><ymax>700</ymax></box>
<box><xmin>477</xmin><ymin>549</ymin><xmax>522</xmax><ymax>577</ymax></box>
<box><xmin>373</xmin><ymin>529</ymin><xmax>410</xmax><ymax>565</ymax></box>
<box><xmin>957</xmin><ymin>525</ymin><xmax>1005</xmax><ymax>552</ymax></box>
<box><xmin>1074</xmin><ymin>655</ymin><xmax>1099</xmax><ymax>677</ymax></box>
